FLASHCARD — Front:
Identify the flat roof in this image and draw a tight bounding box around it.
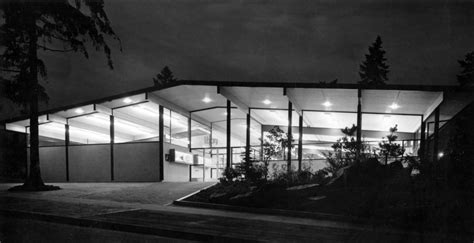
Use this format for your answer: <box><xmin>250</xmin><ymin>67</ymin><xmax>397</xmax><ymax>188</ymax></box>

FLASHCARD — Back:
<box><xmin>1</xmin><ymin>80</ymin><xmax>470</xmax><ymax>125</ymax></box>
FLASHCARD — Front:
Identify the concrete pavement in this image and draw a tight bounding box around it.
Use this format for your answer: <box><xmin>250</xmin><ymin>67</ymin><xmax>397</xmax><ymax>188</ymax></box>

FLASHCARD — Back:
<box><xmin>0</xmin><ymin>182</ymin><xmax>460</xmax><ymax>242</ymax></box>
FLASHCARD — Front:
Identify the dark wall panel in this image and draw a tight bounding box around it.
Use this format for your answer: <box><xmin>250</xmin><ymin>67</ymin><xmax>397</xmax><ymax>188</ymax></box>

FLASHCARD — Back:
<box><xmin>114</xmin><ymin>142</ymin><xmax>159</xmax><ymax>182</ymax></box>
<box><xmin>39</xmin><ymin>146</ymin><xmax>66</xmax><ymax>182</ymax></box>
<box><xmin>69</xmin><ymin>144</ymin><xmax>110</xmax><ymax>182</ymax></box>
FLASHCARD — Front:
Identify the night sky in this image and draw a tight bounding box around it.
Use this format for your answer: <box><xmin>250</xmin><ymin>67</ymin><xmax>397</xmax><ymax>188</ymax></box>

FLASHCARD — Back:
<box><xmin>1</xmin><ymin>0</ymin><xmax>473</xmax><ymax>120</ymax></box>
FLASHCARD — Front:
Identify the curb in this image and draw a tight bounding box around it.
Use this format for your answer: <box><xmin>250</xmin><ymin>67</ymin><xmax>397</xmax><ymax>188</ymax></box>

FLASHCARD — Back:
<box><xmin>173</xmin><ymin>197</ymin><xmax>365</xmax><ymax>224</ymax></box>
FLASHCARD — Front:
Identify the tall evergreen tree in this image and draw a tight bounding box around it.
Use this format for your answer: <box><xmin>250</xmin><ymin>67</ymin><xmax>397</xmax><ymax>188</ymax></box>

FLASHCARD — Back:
<box><xmin>153</xmin><ymin>66</ymin><xmax>177</xmax><ymax>86</ymax></box>
<box><xmin>457</xmin><ymin>51</ymin><xmax>474</xmax><ymax>86</ymax></box>
<box><xmin>0</xmin><ymin>0</ymin><xmax>120</xmax><ymax>190</ymax></box>
<box><xmin>359</xmin><ymin>36</ymin><xmax>389</xmax><ymax>86</ymax></box>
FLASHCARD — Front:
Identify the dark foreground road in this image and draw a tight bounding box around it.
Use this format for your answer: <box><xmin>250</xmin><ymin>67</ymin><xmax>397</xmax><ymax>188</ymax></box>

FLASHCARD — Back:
<box><xmin>0</xmin><ymin>216</ymin><xmax>196</xmax><ymax>243</ymax></box>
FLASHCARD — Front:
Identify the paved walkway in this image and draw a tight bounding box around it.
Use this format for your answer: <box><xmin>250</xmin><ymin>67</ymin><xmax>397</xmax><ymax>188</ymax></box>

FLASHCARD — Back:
<box><xmin>0</xmin><ymin>182</ymin><xmax>458</xmax><ymax>242</ymax></box>
<box><xmin>0</xmin><ymin>182</ymin><xmax>215</xmax><ymax>205</ymax></box>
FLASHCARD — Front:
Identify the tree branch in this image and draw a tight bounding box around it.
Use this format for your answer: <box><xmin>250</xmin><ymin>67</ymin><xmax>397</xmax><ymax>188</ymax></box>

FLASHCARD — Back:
<box><xmin>0</xmin><ymin>68</ymin><xmax>21</xmax><ymax>73</ymax></box>
<box><xmin>37</xmin><ymin>45</ymin><xmax>74</xmax><ymax>52</ymax></box>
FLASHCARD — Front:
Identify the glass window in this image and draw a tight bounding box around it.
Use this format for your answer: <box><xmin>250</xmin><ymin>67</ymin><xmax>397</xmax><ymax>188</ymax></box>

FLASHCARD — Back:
<box><xmin>26</xmin><ymin>122</ymin><xmax>66</xmax><ymax>147</ymax></box>
<box><xmin>113</xmin><ymin>102</ymin><xmax>159</xmax><ymax>143</ymax></box>
<box><xmin>191</xmin><ymin>120</ymin><xmax>211</xmax><ymax>148</ymax></box>
<box><xmin>68</xmin><ymin>113</ymin><xmax>110</xmax><ymax>144</ymax></box>
<box><xmin>170</xmin><ymin>111</ymin><xmax>189</xmax><ymax>147</ymax></box>
<box><xmin>163</xmin><ymin>108</ymin><xmax>171</xmax><ymax>143</ymax></box>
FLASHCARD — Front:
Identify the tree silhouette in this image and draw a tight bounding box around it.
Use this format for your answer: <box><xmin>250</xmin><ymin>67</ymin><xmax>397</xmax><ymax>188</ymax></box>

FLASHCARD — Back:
<box><xmin>378</xmin><ymin>125</ymin><xmax>405</xmax><ymax>165</ymax></box>
<box><xmin>359</xmin><ymin>36</ymin><xmax>389</xmax><ymax>86</ymax></box>
<box><xmin>0</xmin><ymin>0</ymin><xmax>120</xmax><ymax>190</ymax></box>
<box><xmin>457</xmin><ymin>51</ymin><xmax>474</xmax><ymax>86</ymax></box>
<box><xmin>153</xmin><ymin>66</ymin><xmax>177</xmax><ymax>86</ymax></box>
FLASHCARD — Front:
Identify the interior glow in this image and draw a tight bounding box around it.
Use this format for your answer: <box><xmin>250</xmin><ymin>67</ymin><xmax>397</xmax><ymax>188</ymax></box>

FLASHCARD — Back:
<box><xmin>322</xmin><ymin>101</ymin><xmax>332</xmax><ymax>107</ymax></box>
<box><xmin>131</xmin><ymin>104</ymin><xmax>158</xmax><ymax>117</ymax></box>
<box><xmin>202</xmin><ymin>97</ymin><xmax>212</xmax><ymax>103</ymax></box>
<box><xmin>75</xmin><ymin>108</ymin><xmax>84</xmax><ymax>114</ymax></box>
<box><xmin>389</xmin><ymin>102</ymin><xmax>400</xmax><ymax>110</ymax></box>
<box><xmin>123</xmin><ymin>97</ymin><xmax>132</xmax><ymax>104</ymax></box>
<box><xmin>262</xmin><ymin>99</ymin><xmax>272</xmax><ymax>105</ymax></box>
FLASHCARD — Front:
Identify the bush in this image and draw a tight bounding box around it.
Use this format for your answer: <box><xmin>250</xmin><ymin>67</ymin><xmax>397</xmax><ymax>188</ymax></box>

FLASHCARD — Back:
<box><xmin>219</xmin><ymin>167</ymin><xmax>241</xmax><ymax>184</ymax></box>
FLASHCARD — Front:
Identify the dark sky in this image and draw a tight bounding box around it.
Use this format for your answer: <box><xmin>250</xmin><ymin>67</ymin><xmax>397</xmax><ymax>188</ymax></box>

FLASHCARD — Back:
<box><xmin>1</xmin><ymin>0</ymin><xmax>474</xmax><ymax>120</ymax></box>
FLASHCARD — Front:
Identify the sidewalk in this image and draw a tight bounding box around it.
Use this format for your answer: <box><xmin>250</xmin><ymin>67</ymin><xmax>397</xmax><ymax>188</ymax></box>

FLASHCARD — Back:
<box><xmin>0</xmin><ymin>183</ymin><xmax>454</xmax><ymax>242</ymax></box>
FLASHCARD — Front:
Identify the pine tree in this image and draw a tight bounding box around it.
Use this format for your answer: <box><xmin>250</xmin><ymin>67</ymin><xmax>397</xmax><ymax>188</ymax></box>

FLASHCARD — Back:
<box><xmin>457</xmin><ymin>51</ymin><xmax>474</xmax><ymax>86</ymax></box>
<box><xmin>0</xmin><ymin>0</ymin><xmax>120</xmax><ymax>191</ymax></box>
<box><xmin>153</xmin><ymin>66</ymin><xmax>177</xmax><ymax>86</ymax></box>
<box><xmin>378</xmin><ymin>125</ymin><xmax>405</xmax><ymax>165</ymax></box>
<box><xmin>359</xmin><ymin>36</ymin><xmax>389</xmax><ymax>86</ymax></box>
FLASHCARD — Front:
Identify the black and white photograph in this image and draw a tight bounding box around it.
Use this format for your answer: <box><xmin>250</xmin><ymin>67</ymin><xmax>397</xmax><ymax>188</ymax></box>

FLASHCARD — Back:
<box><xmin>0</xmin><ymin>0</ymin><xmax>473</xmax><ymax>242</ymax></box>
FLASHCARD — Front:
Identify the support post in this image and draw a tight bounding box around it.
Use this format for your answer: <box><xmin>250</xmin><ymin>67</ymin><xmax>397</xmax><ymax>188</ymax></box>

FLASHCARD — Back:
<box><xmin>260</xmin><ymin>127</ymin><xmax>264</xmax><ymax>161</ymax></box>
<box><xmin>188</xmin><ymin>115</ymin><xmax>192</xmax><ymax>152</ymax></box>
<box><xmin>287</xmin><ymin>101</ymin><xmax>293</xmax><ymax>172</ymax></box>
<box><xmin>419</xmin><ymin>116</ymin><xmax>426</xmax><ymax>160</ymax></box>
<box><xmin>298</xmin><ymin>114</ymin><xmax>303</xmax><ymax>172</ymax></box>
<box><xmin>65</xmin><ymin>124</ymin><xmax>69</xmax><ymax>182</ymax></box>
<box><xmin>159</xmin><ymin>105</ymin><xmax>164</xmax><ymax>181</ymax></box>
<box><xmin>226</xmin><ymin>100</ymin><xmax>231</xmax><ymax>168</ymax></box>
<box><xmin>433</xmin><ymin>107</ymin><xmax>440</xmax><ymax>162</ymax></box>
<box><xmin>245</xmin><ymin>109</ymin><xmax>251</xmax><ymax>163</ymax></box>
<box><xmin>356</xmin><ymin>88</ymin><xmax>362</xmax><ymax>160</ymax></box>
<box><xmin>109</xmin><ymin>115</ymin><xmax>114</xmax><ymax>181</ymax></box>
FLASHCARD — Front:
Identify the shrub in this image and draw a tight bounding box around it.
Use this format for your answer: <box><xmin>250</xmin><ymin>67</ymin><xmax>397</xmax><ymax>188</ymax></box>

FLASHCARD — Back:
<box><xmin>219</xmin><ymin>167</ymin><xmax>241</xmax><ymax>184</ymax></box>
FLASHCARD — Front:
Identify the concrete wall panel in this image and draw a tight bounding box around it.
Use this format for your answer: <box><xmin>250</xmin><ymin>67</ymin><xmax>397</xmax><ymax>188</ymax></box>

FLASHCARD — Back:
<box><xmin>114</xmin><ymin>142</ymin><xmax>159</xmax><ymax>182</ymax></box>
<box><xmin>39</xmin><ymin>146</ymin><xmax>66</xmax><ymax>182</ymax></box>
<box><xmin>69</xmin><ymin>144</ymin><xmax>110</xmax><ymax>182</ymax></box>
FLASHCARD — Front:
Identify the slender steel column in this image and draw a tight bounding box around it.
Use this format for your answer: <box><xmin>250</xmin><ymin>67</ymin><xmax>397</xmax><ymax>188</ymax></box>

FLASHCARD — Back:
<box><xmin>209</xmin><ymin>123</ymin><xmax>213</xmax><ymax>148</ymax></box>
<box><xmin>188</xmin><ymin>115</ymin><xmax>192</xmax><ymax>152</ymax></box>
<box><xmin>419</xmin><ymin>116</ymin><xmax>426</xmax><ymax>159</ymax></box>
<box><xmin>245</xmin><ymin>109</ymin><xmax>251</xmax><ymax>163</ymax></box>
<box><xmin>433</xmin><ymin>107</ymin><xmax>440</xmax><ymax>162</ymax></box>
<box><xmin>356</xmin><ymin>88</ymin><xmax>362</xmax><ymax>159</ymax></box>
<box><xmin>109</xmin><ymin>115</ymin><xmax>114</xmax><ymax>181</ymax></box>
<box><xmin>65</xmin><ymin>124</ymin><xmax>70</xmax><ymax>182</ymax></box>
<box><xmin>158</xmin><ymin>105</ymin><xmax>164</xmax><ymax>181</ymax></box>
<box><xmin>287</xmin><ymin>101</ymin><xmax>292</xmax><ymax>172</ymax></box>
<box><xmin>298</xmin><ymin>114</ymin><xmax>303</xmax><ymax>172</ymax></box>
<box><xmin>260</xmin><ymin>127</ymin><xmax>264</xmax><ymax>161</ymax></box>
<box><xmin>226</xmin><ymin>100</ymin><xmax>231</xmax><ymax>168</ymax></box>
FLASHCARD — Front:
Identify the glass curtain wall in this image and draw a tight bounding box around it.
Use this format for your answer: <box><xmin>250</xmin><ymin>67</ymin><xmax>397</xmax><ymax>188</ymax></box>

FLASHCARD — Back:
<box><xmin>113</xmin><ymin>101</ymin><xmax>159</xmax><ymax>143</ymax></box>
<box><xmin>68</xmin><ymin>113</ymin><xmax>111</xmax><ymax>144</ymax></box>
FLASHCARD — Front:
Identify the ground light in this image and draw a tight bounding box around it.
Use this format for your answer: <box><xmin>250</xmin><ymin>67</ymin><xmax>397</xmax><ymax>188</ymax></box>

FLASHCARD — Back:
<box><xmin>438</xmin><ymin>152</ymin><xmax>444</xmax><ymax>158</ymax></box>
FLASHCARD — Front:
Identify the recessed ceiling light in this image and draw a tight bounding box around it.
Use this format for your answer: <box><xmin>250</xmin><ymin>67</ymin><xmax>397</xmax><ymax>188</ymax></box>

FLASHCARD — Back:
<box><xmin>262</xmin><ymin>99</ymin><xmax>272</xmax><ymax>105</ymax></box>
<box><xmin>74</xmin><ymin>108</ymin><xmax>84</xmax><ymax>114</ymax></box>
<box><xmin>389</xmin><ymin>102</ymin><xmax>400</xmax><ymax>110</ymax></box>
<box><xmin>223</xmin><ymin>112</ymin><xmax>228</xmax><ymax>116</ymax></box>
<box><xmin>123</xmin><ymin>97</ymin><xmax>132</xmax><ymax>104</ymax></box>
<box><xmin>322</xmin><ymin>101</ymin><xmax>332</xmax><ymax>107</ymax></box>
<box><xmin>202</xmin><ymin>97</ymin><xmax>212</xmax><ymax>103</ymax></box>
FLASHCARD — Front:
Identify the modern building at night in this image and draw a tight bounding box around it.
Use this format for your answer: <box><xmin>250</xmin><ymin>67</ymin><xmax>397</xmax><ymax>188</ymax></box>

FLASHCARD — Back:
<box><xmin>1</xmin><ymin>81</ymin><xmax>473</xmax><ymax>182</ymax></box>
